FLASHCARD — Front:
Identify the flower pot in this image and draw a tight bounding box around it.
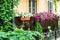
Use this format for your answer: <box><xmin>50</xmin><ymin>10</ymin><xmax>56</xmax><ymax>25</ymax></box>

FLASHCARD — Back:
<box><xmin>21</xmin><ymin>17</ymin><xmax>30</xmax><ymax>20</ymax></box>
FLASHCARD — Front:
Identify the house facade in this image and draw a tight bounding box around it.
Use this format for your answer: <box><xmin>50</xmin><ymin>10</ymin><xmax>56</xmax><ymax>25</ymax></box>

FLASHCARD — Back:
<box><xmin>14</xmin><ymin>0</ymin><xmax>60</xmax><ymax>16</ymax></box>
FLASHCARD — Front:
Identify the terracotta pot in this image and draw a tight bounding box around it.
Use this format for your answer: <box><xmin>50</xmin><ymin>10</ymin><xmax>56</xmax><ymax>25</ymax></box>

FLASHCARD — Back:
<box><xmin>21</xmin><ymin>17</ymin><xmax>30</xmax><ymax>20</ymax></box>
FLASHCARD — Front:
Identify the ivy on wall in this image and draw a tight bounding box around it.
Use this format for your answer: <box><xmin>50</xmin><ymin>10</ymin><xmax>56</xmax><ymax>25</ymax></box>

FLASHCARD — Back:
<box><xmin>52</xmin><ymin>0</ymin><xmax>57</xmax><ymax>13</ymax></box>
<box><xmin>0</xmin><ymin>0</ymin><xmax>19</xmax><ymax>32</ymax></box>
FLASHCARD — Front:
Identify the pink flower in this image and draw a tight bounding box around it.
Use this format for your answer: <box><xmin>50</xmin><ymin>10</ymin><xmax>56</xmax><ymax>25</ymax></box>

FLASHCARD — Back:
<box><xmin>35</xmin><ymin>13</ymin><xmax>40</xmax><ymax>21</ymax></box>
<box><xmin>40</xmin><ymin>12</ymin><xmax>55</xmax><ymax>20</ymax></box>
<box><xmin>35</xmin><ymin>12</ymin><xmax>56</xmax><ymax>21</ymax></box>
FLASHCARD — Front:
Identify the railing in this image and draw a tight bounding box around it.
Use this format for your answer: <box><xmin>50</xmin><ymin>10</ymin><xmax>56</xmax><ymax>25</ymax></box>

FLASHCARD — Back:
<box><xmin>44</xmin><ymin>30</ymin><xmax>60</xmax><ymax>40</ymax></box>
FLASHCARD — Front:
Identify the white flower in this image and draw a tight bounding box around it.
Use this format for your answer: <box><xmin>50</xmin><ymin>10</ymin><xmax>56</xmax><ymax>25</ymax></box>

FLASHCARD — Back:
<box><xmin>50</xmin><ymin>30</ymin><xmax>52</xmax><ymax>32</ymax></box>
<box><xmin>19</xmin><ymin>12</ymin><xmax>33</xmax><ymax>17</ymax></box>
<box><xmin>48</xmin><ymin>26</ymin><xmax>51</xmax><ymax>29</ymax></box>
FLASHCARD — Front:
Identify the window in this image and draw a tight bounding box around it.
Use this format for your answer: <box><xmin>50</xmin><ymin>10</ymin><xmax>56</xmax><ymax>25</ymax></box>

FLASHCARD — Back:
<box><xmin>48</xmin><ymin>0</ymin><xmax>52</xmax><ymax>12</ymax></box>
<box><xmin>29</xmin><ymin>0</ymin><xmax>37</xmax><ymax>13</ymax></box>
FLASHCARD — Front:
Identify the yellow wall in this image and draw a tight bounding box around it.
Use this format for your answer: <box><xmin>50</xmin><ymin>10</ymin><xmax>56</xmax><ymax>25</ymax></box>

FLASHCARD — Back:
<box><xmin>18</xmin><ymin>0</ymin><xmax>29</xmax><ymax>12</ymax></box>
<box><xmin>57</xmin><ymin>1</ymin><xmax>60</xmax><ymax>16</ymax></box>
<box><xmin>14</xmin><ymin>0</ymin><xmax>29</xmax><ymax>12</ymax></box>
<box><xmin>37</xmin><ymin>0</ymin><xmax>48</xmax><ymax>12</ymax></box>
<box><xmin>14</xmin><ymin>0</ymin><xmax>48</xmax><ymax>16</ymax></box>
<box><xmin>14</xmin><ymin>0</ymin><xmax>48</xmax><ymax>12</ymax></box>
<box><xmin>14</xmin><ymin>0</ymin><xmax>60</xmax><ymax>16</ymax></box>
<box><xmin>14</xmin><ymin>0</ymin><xmax>29</xmax><ymax>16</ymax></box>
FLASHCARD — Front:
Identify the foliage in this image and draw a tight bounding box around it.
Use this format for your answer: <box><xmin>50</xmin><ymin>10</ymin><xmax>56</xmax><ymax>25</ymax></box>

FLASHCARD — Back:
<box><xmin>18</xmin><ymin>12</ymin><xmax>33</xmax><ymax>17</ymax></box>
<box><xmin>52</xmin><ymin>0</ymin><xmax>57</xmax><ymax>13</ymax></box>
<box><xmin>34</xmin><ymin>21</ymin><xmax>43</xmax><ymax>34</ymax></box>
<box><xmin>34</xmin><ymin>21</ymin><xmax>44</xmax><ymax>40</ymax></box>
<box><xmin>0</xmin><ymin>28</ymin><xmax>43</xmax><ymax>40</ymax></box>
<box><xmin>0</xmin><ymin>0</ymin><xmax>19</xmax><ymax>31</ymax></box>
<box><xmin>0</xmin><ymin>0</ymin><xmax>44</xmax><ymax>40</ymax></box>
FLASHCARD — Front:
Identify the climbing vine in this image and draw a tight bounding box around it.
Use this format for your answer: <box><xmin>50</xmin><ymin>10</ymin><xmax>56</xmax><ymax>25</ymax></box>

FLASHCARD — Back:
<box><xmin>52</xmin><ymin>0</ymin><xmax>57</xmax><ymax>13</ymax></box>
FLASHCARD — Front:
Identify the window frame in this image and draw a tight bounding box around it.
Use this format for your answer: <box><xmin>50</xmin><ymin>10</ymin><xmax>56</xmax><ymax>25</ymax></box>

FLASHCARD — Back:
<box><xmin>29</xmin><ymin>0</ymin><xmax>37</xmax><ymax>13</ymax></box>
<box><xmin>48</xmin><ymin>0</ymin><xmax>52</xmax><ymax>12</ymax></box>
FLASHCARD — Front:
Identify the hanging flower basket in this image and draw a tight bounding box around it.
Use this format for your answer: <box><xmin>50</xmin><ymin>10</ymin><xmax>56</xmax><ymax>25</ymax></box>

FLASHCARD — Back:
<box><xmin>21</xmin><ymin>17</ymin><xmax>30</xmax><ymax>20</ymax></box>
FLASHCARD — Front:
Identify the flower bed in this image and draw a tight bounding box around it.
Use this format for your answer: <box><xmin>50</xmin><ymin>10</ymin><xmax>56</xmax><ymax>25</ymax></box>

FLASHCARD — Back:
<box><xmin>14</xmin><ymin>12</ymin><xmax>59</xmax><ymax>32</ymax></box>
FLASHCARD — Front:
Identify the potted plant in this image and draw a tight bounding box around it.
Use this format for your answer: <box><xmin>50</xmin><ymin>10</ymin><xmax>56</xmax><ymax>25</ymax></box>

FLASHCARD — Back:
<box><xmin>21</xmin><ymin>17</ymin><xmax>30</xmax><ymax>20</ymax></box>
<box><xmin>19</xmin><ymin>12</ymin><xmax>33</xmax><ymax>20</ymax></box>
<box><xmin>39</xmin><ymin>12</ymin><xmax>59</xmax><ymax>32</ymax></box>
<box><xmin>35</xmin><ymin>12</ymin><xmax>59</xmax><ymax>32</ymax></box>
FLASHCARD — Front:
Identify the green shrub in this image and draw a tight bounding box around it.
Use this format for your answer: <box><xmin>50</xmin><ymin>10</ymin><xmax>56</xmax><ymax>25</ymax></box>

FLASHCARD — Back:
<box><xmin>0</xmin><ymin>0</ymin><xmax>19</xmax><ymax>31</ymax></box>
<box><xmin>34</xmin><ymin>21</ymin><xmax>43</xmax><ymax>34</ymax></box>
<box><xmin>0</xmin><ymin>28</ymin><xmax>43</xmax><ymax>40</ymax></box>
